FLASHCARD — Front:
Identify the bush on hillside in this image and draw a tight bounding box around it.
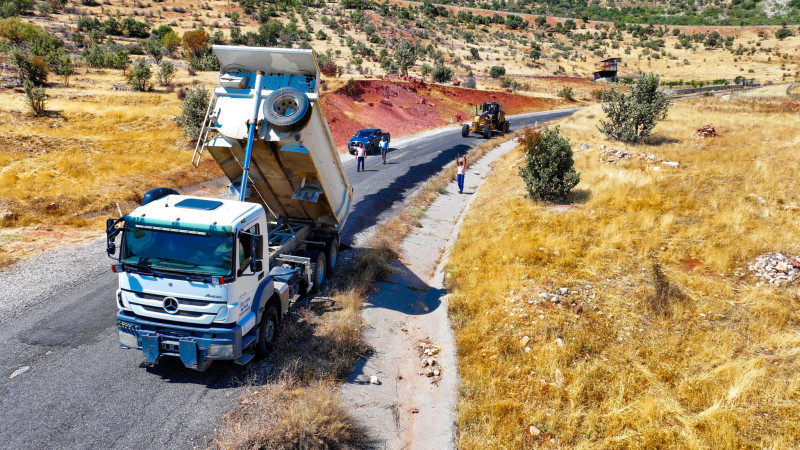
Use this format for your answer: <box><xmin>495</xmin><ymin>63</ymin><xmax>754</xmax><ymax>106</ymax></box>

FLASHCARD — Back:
<box><xmin>156</xmin><ymin>61</ymin><xmax>175</xmax><ymax>86</ymax></box>
<box><xmin>489</xmin><ymin>65</ymin><xmax>505</xmax><ymax>78</ymax></box>
<box><xmin>177</xmin><ymin>85</ymin><xmax>210</xmax><ymax>140</ymax></box>
<box><xmin>9</xmin><ymin>47</ymin><xmax>48</xmax><ymax>85</ymax></box>
<box><xmin>598</xmin><ymin>72</ymin><xmax>671</xmax><ymax>144</ymax></box>
<box><xmin>23</xmin><ymin>78</ymin><xmax>46</xmax><ymax>115</ymax></box>
<box><xmin>518</xmin><ymin>126</ymin><xmax>580</xmax><ymax>202</ymax></box>
<box><xmin>394</xmin><ymin>39</ymin><xmax>416</xmax><ymax>75</ymax></box>
<box><xmin>127</xmin><ymin>59</ymin><xmax>152</xmax><ymax>91</ymax></box>
<box><xmin>431</xmin><ymin>64</ymin><xmax>453</xmax><ymax>83</ymax></box>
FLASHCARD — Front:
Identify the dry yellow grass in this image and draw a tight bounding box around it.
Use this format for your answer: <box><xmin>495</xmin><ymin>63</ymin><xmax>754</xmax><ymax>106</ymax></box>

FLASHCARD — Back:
<box><xmin>0</xmin><ymin>68</ymin><xmax>221</xmax><ymax>266</ymax></box>
<box><xmin>447</xmin><ymin>97</ymin><xmax>800</xmax><ymax>448</ymax></box>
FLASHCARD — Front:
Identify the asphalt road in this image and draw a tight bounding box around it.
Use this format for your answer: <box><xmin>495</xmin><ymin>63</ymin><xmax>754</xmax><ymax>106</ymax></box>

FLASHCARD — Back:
<box><xmin>0</xmin><ymin>107</ymin><xmax>577</xmax><ymax>449</ymax></box>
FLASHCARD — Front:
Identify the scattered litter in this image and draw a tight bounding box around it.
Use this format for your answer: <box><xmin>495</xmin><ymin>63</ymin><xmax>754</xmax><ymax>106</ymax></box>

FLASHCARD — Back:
<box><xmin>409</xmin><ymin>408</ymin><xmax>419</xmax><ymax>414</ymax></box>
<box><xmin>9</xmin><ymin>366</ymin><xmax>29</xmax><ymax>379</ymax></box>
<box><xmin>369</xmin><ymin>375</ymin><xmax>381</xmax><ymax>385</ymax></box>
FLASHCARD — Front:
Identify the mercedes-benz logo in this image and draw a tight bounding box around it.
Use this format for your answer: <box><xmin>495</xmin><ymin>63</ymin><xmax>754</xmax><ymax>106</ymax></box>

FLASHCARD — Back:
<box><xmin>162</xmin><ymin>297</ymin><xmax>179</xmax><ymax>314</ymax></box>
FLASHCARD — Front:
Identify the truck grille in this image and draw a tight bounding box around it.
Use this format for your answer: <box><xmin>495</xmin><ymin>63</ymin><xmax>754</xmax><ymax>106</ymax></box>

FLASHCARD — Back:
<box><xmin>130</xmin><ymin>291</ymin><xmax>224</xmax><ymax>307</ymax></box>
<box><xmin>140</xmin><ymin>305</ymin><xmax>205</xmax><ymax>318</ymax></box>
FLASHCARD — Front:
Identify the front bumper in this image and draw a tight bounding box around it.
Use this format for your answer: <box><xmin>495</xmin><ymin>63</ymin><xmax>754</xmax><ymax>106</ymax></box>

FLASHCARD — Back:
<box><xmin>117</xmin><ymin>310</ymin><xmax>243</xmax><ymax>371</ymax></box>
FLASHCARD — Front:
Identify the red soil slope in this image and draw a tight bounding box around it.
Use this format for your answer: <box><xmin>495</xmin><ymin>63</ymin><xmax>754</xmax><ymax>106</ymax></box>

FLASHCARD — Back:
<box><xmin>319</xmin><ymin>80</ymin><xmax>563</xmax><ymax>148</ymax></box>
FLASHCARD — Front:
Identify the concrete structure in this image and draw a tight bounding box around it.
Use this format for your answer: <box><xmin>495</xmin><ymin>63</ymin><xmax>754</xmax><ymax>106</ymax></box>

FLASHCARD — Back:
<box><xmin>592</xmin><ymin>58</ymin><xmax>618</xmax><ymax>82</ymax></box>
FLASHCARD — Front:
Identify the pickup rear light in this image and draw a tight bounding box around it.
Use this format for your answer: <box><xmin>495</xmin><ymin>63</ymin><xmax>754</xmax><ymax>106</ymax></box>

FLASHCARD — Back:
<box><xmin>212</xmin><ymin>276</ymin><xmax>224</xmax><ymax>285</ymax></box>
<box><xmin>111</xmin><ymin>264</ymin><xmax>123</xmax><ymax>273</ymax></box>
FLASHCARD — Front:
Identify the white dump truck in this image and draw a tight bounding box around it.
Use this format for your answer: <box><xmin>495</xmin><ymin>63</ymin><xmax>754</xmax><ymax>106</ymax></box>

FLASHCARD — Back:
<box><xmin>105</xmin><ymin>46</ymin><xmax>352</xmax><ymax>371</ymax></box>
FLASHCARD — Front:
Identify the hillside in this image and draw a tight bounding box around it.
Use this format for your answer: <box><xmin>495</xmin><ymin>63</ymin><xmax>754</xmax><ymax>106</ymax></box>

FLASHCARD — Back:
<box><xmin>414</xmin><ymin>0</ymin><xmax>800</xmax><ymax>25</ymax></box>
<box><xmin>446</xmin><ymin>91</ymin><xmax>800</xmax><ymax>447</ymax></box>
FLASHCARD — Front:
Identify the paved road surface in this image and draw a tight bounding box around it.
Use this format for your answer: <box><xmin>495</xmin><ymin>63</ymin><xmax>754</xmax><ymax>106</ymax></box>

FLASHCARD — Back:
<box><xmin>0</xmin><ymin>107</ymin><xmax>577</xmax><ymax>449</ymax></box>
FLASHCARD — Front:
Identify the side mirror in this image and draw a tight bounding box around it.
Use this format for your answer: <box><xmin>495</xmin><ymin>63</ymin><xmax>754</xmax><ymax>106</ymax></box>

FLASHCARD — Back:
<box><xmin>250</xmin><ymin>259</ymin><xmax>263</xmax><ymax>273</ymax></box>
<box><xmin>251</xmin><ymin>234</ymin><xmax>264</xmax><ymax>260</ymax></box>
<box><xmin>106</xmin><ymin>217</ymin><xmax>123</xmax><ymax>257</ymax></box>
<box><xmin>107</xmin><ymin>242</ymin><xmax>116</xmax><ymax>256</ymax></box>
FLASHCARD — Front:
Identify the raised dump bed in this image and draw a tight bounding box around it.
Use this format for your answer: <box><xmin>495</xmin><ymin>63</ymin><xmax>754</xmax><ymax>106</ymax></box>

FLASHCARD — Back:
<box><xmin>193</xmin><ymin>45</ymin><xmax>352</xmax><ymax>231</ymax></box>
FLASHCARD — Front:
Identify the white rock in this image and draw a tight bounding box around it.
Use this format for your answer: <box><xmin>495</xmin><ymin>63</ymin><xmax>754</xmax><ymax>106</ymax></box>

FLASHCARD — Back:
<box><xmin>369</xmin><ymin>375</ymin><xmax>380</xmax><ymax>385</ymax></box>
<box><xmin>556</xmin><ymin>338</ymin><xmax>564</xmax><ymax>347</ymax></box>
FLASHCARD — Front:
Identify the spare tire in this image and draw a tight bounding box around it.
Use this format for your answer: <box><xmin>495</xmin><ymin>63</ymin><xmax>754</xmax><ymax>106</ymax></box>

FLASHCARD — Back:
<box><xmin>262</xmin><ymin>87</ymin><xmax>312</xmax><ymax>133</ymax></box>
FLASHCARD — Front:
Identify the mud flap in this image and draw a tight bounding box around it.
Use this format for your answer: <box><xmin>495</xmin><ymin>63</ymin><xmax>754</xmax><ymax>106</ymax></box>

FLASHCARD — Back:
<box><xmin>142</xmin><ymin>335</ymin><xmax>160</xmax><ymax>363</ymax></box>
<box><xmin>179</xmin><ymin>340</ymin><xmax>199</xmax><ymax>369</ymax></box>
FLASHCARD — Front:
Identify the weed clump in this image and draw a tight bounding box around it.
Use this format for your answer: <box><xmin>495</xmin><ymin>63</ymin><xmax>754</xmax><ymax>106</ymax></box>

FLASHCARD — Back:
<box><xmin>518</xmin><ymin>126</ymin><xmax>580</xmax><ymax>202</ymax></box>
<box><xmin>648</xmin><ymin>253</ymin><xmax>683</xmax><ymax>313</ymax></box>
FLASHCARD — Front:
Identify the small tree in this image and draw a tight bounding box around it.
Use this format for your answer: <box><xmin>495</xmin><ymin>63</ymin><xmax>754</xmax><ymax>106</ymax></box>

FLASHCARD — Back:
<box><xmin>469</xmin><ymin>47</ymin><xmax>479</xmax><ymax>60</ymax></box>
<box><xmin>161</xmin><ymin>30</ymin><xmax>181</xmax><ymax>55</ymax></box>
<box><xmin>176</xmin><ymin>85</ymin><xmax>210</xmax><ymax>140</ymax></box>
<box><xmin>10</xmin><ymin>47</ymin><xmax>48</xmax><ymax>85</ymax></box>
<box><xmin>489</xmin><ymin>65</ymin><xmax>505</xmax><ymax>78</ymax></box>
<box><xmin>230</xmin><ymin>10</ymin><xmax>240</xmax><ymax>25</ymax></box>
<box><xmin>23</xmin><ymin>78</ymin><xmax>46</xmax><ymax>115</ymax></box>
<box><xmin>394</xmin><ymin>39</ymin><xmax>417</xmax><ymax>75</ymax></box>
<box><xmin>55</xmin><ymin>51</ymin><xmax>74</xmax><ymax>86</ymax></box>
<box><xmin>128</xmin><ymin>59</ymin><xmax>152</xmax><ymax>91</ymax></box>
<box><xmin>156</xmin><ymin>61</ymin><xmax>175</xmax><ymax>86</ymax></box>
<box><xmin>598</xmin><ymin>73</ymin><xmax>671</xmax><ymax>144</ymax></box>
<box><xmin>518</xmin><ymin>127</ymin><xmax>580</xmax><ymax>202</ymax></box>
<box><xmin>142</xmin><ymin>38</ymin><xmax>164</xmax><ymax>62</ymax></box>
<box><xmin>431</xmin><ymin>64</ymin><xmax>453</xmax><ymax>83</ymax></box>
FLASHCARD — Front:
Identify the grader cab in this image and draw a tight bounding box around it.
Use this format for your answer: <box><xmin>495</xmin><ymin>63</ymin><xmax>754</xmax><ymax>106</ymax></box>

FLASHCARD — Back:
<box><xmin>461</xmin><ymin>101</ymin><xmax>510</xmax><ymax>139</ymax></box>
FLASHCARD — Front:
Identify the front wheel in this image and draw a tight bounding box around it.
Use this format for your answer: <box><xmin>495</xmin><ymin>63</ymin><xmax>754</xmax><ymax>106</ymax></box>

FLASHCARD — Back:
<box><xmin>257</xmin><ymin>304</ymin><xmax>279</xmax><ymax>356</ymax></box>
<box><xmin>483</xmin><ymin>125</ymin><xmax>491</xmax><ymax>139</ymax></box>
<box><xmin>461</xmin><ymin>124</ymin><xmax>470</xmax><ymax>138</ymax></box>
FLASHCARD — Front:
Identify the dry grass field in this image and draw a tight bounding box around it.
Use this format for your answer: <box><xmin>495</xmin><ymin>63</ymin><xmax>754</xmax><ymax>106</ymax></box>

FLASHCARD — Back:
<box><xmin>446</xmin><ymin>96</ymin><xmax>800</xmax><ymax>448</ymax></box>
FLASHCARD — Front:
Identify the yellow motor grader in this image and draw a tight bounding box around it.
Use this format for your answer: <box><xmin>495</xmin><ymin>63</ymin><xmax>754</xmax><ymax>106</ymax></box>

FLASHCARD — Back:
<box><xmin>461</xmin><ymin>101</ymin><xmax>510</xmax><ymax>139</ymax></box>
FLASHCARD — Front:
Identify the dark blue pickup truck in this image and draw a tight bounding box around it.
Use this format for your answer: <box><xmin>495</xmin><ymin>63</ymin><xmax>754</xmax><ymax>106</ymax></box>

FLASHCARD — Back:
<box><xmin>348</xmin><ymin>128</ymin><xmax>391</xmax><ymax>155</ymax></box>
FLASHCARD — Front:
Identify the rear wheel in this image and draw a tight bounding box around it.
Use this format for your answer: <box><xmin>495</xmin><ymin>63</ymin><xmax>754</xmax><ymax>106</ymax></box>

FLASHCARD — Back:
<box><xmin>262</xmin><ymin>87</ymin><xmax>312</xmax><ymax>133</ymax></box>
<box><xmin>257</xmin><ymin>304</ymin><xmax>279</xmax><ymax>356</ymax></box>
<box><xmin>326</xmin><ymin>238</ymin><xmax>340</xmax><ymax>272</ymax></box>
<box><xmin>504</xmin><ymin>121</ymin><xmax>510</xmax><ymax>133</ymax></box>
<box><xmin>309</xmin><ymin>250</ymin><xmax>327</xmax><ymax>292</ymax></box>
<box><xmin>461</xmin><ymin>124</ymin><xmax>470</xmax><ymax>137</ymax></box>
<box><xmin>483</xmin><ymin>125</ymin><xmax>491</xmax><ymax>139</ymax></box>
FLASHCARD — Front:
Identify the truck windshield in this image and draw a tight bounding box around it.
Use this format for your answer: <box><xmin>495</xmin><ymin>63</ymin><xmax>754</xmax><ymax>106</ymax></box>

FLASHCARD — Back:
<box><xmin>121</xmin><ymin>226</ymin><xmax>234</xmax><ymax>277</ymax></box>
<box><xmin>355</xmin><ymin>130</ymin><xmax>373</xmax><ymax>137</ymax></box>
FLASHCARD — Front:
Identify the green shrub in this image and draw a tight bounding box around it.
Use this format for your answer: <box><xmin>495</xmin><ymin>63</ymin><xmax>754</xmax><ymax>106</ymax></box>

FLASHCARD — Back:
<box><xmin>557</xmin><ymin>86</ymin><xmax>574</xmax><ymax>100</ymax></box>
<box><xmin>177</xmin><ymin>85</ymin><xmax>210</xmax><ymax>140</ymax></box>
<box><xmin>10</xmin><ymin>47</ymin><xmax>48</xmax><ymax>85</ymax></box>
<box><xmin>489</xmin><ymin>65</ymin><xmax>505</xmax><ymax>78</ymax></box>
<box><xmin>141</xmin><ymin>38</ymin><xmax>163</xmax><ymax>62</ymax></box>
<box><xmin>518</xmin><ymin>126</ymin><xmax>580</xmax><ymax>202</ymax></box>
<box><xmin>23</xmin><ymin>78</ymin><xmax>46</xmax><ymax>115</ymax></box>
<box><xmin>431</xmin><ymin>64</ymin><xmax>453</xmax><ymax>83</ymax></box>
<box><xmin>127</xmin><ymin>59</ymin><xmax>152</xmax><ymax>91</ymax></box>
<box><xmin>394</xmin><ymin>39</ymin><xmax>417</xmax><ymax>75</ymax></box>
<box><xmin>598</xmin><ymin>73</ymin><xmax>671</xmax><ymax>143</ymax></box>
<box><xmin>156</xmin><ymin>61</ymin><xmax>175</xmax><ymax>86</ymax></box>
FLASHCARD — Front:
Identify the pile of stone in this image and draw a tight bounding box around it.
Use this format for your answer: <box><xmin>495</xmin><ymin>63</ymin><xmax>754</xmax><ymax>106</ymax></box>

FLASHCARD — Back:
<box><xmin>599</xmin><ymin>148</ymin><xmax>679</xmax><ymax>168</ymax></box>
<box><xmin>748</xmin><ymin>253</ymin><xmax>800</xmax><ymax>286</ymax></box>
<box><xmin>110</xmin><ymin>84</ymin><xmax>130</xmax><ymax>91</ymax></box>
<box><xmin>695</xmin><ymin>124</ymin><xmax>718</xmax><ymax>138</ymax></box>
<box><xmin>417</xmin><ymin>340</ymin><xmax>442</xmax><ymax>383</ymax></box>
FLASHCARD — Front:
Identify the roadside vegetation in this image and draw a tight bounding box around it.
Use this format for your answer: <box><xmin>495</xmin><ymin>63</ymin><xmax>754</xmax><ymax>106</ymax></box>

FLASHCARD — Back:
<box><xmin>447</xmin><ymin>96</ymin><xmax>800</xmax><ymax>447</ymax></box>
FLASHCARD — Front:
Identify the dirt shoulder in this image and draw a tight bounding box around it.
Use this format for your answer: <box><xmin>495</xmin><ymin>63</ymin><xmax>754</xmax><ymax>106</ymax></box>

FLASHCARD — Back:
<box><xmin>340</xmin><ymin>137</ymin><xmax>522</xmax><ymax>448</ymax></box>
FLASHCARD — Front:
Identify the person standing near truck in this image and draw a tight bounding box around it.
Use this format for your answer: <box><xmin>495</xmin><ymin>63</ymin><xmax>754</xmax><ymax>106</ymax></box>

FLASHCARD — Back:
<box><xmin>356</xmin><ymin>142</ymin><xmax>366</xmax><ymax>172</ymax></box>
<box><xmin>379</xmin><ymin>136</ymin><xmax>389</xmax><ymax>164</ymax></box>
<box><xmin>456</xmin><ymin>153</ymin><xmax>467</xmax><ymax>194</ymax></box>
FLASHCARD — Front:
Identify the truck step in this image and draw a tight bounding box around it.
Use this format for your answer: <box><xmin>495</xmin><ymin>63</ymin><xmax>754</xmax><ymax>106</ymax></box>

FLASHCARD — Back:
<box><xmin>242</xmin><ymin>333</ymin><xmax>257</xmax><ymax>350</ymax></box>
<box><xmin>235</xmin><ymin>351</ymin><xmax>255</xmax><ymax>365</ymax></box>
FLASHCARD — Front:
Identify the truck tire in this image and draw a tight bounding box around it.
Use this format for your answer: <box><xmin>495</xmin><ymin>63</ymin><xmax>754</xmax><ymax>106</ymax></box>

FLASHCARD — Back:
<box><xmin>483</xmin><ymin>124</ymin><xmax>491</xmax><ymax>139</ymax></box>
<box><xmin>461</xmin><ymin>124</ymin><xmax>470</xmax><ymax>137</ymax></box>
<box><xmin>504</xmin><ymin>121</ymin><xmax>510</xmax><ymax>133</ymax></box>
<box><xmin>257</xmin><ymin>304</ymin><xmax>279</xmax><ymax>356</ymax></box>
<box><xmin>326</xmin><ymin>237</ymin><xmax>339</xmax><ymax>272</ymax></box>
<box><xmin>262</xmin><ymin>87</ymin><xmax>312</xmax><ymax>133</ymax></box>
<box><xmin>309</xmin><ymin>250</ymin><xmax>327</xmax><ymax>292</ymax></box>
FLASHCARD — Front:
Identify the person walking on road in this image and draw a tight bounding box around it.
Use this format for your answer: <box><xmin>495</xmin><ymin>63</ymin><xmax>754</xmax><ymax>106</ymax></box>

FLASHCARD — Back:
<box><xmin>379</xmin><ymin>136</ymin><xmax>389</xmax><ymax>164</ymax></box>
<box><xmin>356</xmin><ymin>142</ymin><xmax>366</xmax><ymax>172</ymax></box>
<box><xmin>456</xmin><ymin>153</ymin><xmax>467</xmax><ymax>194</ymax></box>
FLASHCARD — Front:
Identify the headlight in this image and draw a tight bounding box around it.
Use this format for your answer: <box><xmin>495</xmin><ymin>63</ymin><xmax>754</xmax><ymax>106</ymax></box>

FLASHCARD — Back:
<box><xmin>119</xmin><ymin>330</ymin><xmax>138</xmax><ymax>348</ymax></box>
<box><xmin>207</xmin><ymin>344</ymin><xmax>234</xmax><ymax>359</ymax></box>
